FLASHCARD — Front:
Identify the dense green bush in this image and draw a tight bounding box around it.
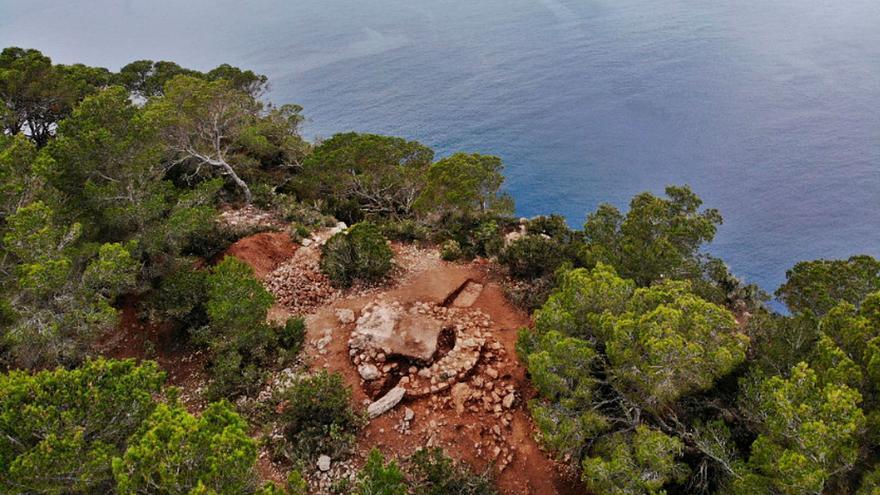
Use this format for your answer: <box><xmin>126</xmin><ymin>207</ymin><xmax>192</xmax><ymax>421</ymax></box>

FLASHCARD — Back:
<box><xmin>197</xmin><ymin>257</ymin><xmax>303</xmax><ymax>399</ymax></box>
<box><xmin>500</xmin><ymin>235</ymin><xmax>569</xmax><ymax>279</ymax></box>
<box><xmin>113</xmin><ymin>400</ymin><xmax>262</xmax><ymax>494</ymax></box>
<box><xmin>440</xmin><ymin>239</ymin><xmax>463</xmax><ymax>261</ymax></box>
<box><xmin>0</xmin><ymin>359</ymin><xmax>165</xmax><ymax>493</ymax></box>
<box><xmin>409</xmin><ymin>448</ymin><xmax>496</xmax><ymax>495</ymax></box>
<box><xmin>277</xmin><ymin>370</ymin><xmax>362</xmax><ymax>462</ymax></box>
<box><xmin>320</xmin><ymin>222</ymin><xmax>394</xmax><ymax>287</ymax></box>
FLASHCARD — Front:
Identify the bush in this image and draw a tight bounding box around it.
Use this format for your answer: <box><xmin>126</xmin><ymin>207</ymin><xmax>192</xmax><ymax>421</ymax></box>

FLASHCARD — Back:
<box><xmin>277</xmin><ymin>370</ymin><xmax>362</xmax><ymax>462</ymax></box>
<box><xmin>0</xmin><ymin>359</ymin><xmax>165</xmax><ymax>493</ymax></box>
<box><xmin>113</xmin><ymin>400</ymin><xmax>261</xmax><ymax>494</ymax></box>
<box><xmin>355</xmin><ymin>449</ymin><xmax>407</xmax><ymax>495</ymax></box>
<box><xmin>440</xmin><ymin>239</ymin><xmax>463</xmax><ymax>261</ymax></box>
<box><xmin>277</xmin><ymin>317</ymin><xmax>307</xmax><ymax>358</ymax></box>
<box><xmin>147</xmin><ymin>259</ymin><xmax>208</xmax><ymax>327</ymax></box>
<box><xmin>500</xmin><ymin>235</ymin><xmax>569</xmax><ymax>279</ymax></box>
<box><xmin>320</xmin><ymin>222</ymin><xmax>394</xmax><ymax>287</ymax></box>
<box><xmin>380</xmin><ymin>219</ymin><xmax>430</xmax><ymax>242</ymax></box>
<box><xmin>409</xmin><ymin>448</ymin><xmax>496</xmax><ymax>495</ymax></box>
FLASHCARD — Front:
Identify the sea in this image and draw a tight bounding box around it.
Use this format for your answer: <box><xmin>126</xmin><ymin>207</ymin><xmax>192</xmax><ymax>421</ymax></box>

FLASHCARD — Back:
<box><xmin>2</xmin><ymin>0</ymin><xmax>879</xmax><ymax>301</ymax></box>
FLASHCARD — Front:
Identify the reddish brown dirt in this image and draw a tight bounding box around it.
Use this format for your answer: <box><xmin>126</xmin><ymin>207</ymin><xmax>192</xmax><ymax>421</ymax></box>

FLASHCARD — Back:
<box><xmin>100</xmin><ymin>297</ymin><xmax>209</xmax><ymax>412</ymax></box>
<box><xmin>222</xmin><ymin>231</ymin><xmax>298</xmax><ymax>279</ymax></box>
<box><xmin>293</xmin><ymin>250</ymin><xmax>583</xmax><ymax>494</ymax></box>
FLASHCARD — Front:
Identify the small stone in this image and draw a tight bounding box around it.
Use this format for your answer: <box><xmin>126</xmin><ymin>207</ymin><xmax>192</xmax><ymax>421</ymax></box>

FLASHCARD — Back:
<box><xmin>318</xmin><ymin>455</ymin><xmax>331</xmax><ymax>472</ymax></box>
<box><xmin>358</xmin><ymin>363</ymin><xmax>381</xmax><ymax>381</ymax></box>
<box><xmin>486</xmin><ymin>367</ymin><xmax>498</xmax><ymax>379</ymax></box>
<box><xmin>404</xmin><ymin>407</ymin><xmax>415</xmax><ymax>421</ymax></box>
<box><xmin>503</xmin><ymin>393</ymin><xmax>515</xmax><ymax>409</ymax></box>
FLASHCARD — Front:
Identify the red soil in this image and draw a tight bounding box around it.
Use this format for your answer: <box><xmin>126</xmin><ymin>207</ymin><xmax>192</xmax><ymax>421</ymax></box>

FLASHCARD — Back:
<box><xmin>222</xmin><ymin>231</ymin><xmax>298</xmax><ymax>279</ymax></box>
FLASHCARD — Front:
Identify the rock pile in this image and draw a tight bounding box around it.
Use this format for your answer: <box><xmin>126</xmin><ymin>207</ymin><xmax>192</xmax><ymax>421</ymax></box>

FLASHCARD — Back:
<box><xmin>218</xmin><ymin>206</ymin><xmax>283</xmax><ymax>231</ymax></box>
<box><xmin>347</xmin><ymin>300</ymin><xmax>494</xmax><ymax>407</ymax></box>
<box><xmin>265</xmin><ymin>246</ymin><xmax>338</xmax><ymax>314</ymax></box>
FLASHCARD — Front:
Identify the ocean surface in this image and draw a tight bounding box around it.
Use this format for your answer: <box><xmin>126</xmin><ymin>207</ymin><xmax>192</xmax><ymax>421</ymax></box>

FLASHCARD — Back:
<box><xmin>2</xmin><ymin>0</ymin><xmax>879</xmax><ymax>299</ymax></box>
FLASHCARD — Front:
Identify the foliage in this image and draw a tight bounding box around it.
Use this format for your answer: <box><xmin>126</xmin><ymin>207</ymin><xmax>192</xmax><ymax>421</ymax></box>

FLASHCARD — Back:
<box><xmin>581</xmin><ymin>426</ymin><xmax>688</xmax><ymax>495</ymax></box>
<box><xmin>113</xmin><ymin>400</ymin><xmax>261</xmax><ymax>495</ymax></box>
<box><xmin>0</xmin><ymin>47</ymin><xmax>109</xmax><ymax>147</ymax></box>
<box><xmin>1</xmin><ymin>201</ymin><xmax>139</xmax><ymax>368</ymax></box>
<box><xmin>736</xmin><ymin>362</ymin><xmax>866</xmax><ymax>494</ymax></box>
<box><xmin>408</xmin><ymin>448</ymin><xmax>496</xmax><ymax>495</ymax></box>
<box><xmin>775</xmin><ymin>255</ymin><xmax>880</xmax><ymax>316</ymax></box>
<box><xmin>0</xmin><ymin>359</ymin><xmax>165</xmax><ymax>493</ymax></box>
<box><xmin>520</xmin><ymin>263</ymin><xmax>747</xmax><ymax>492</ymax></box>
<box><xmin>440</xmin><ymin>239</ymin><xmax>463</xmax><ymax>261</ymax></box>
<box><xmin>354</xmin><ymin>449</ymin><xmax>407</xmax><ymax>495</ymax></box>
<box><xmin>296</xmin><ymin>133</ymin><xmax>433</xmax><ymax>222</ymax></box>
<box><xmin>320</xmin><ymin>222</ymin><xmax>394</xmax><ymax>287</ymax></box>
<box><xmin>197</xmin><ymin>257</ymin><xmax>286</xmax><ymax>398</ymax></box>
<box><xmin>582</xmin><ymin>185</ymin><xmax>722</xmax><ymax>286</ymax></box>
<box><xmin>416</xmin><ymin>152</ymin><xmax>514</xmax><ymax>218</ymax></box>
<box><xmin>277</xmin><ymin>370</ymin><xmax>362</xmax><ymax>462</ymax></box>
<box><xmin>500</xmin><ymin>235</ymin><xmax>569</xmax><ymax>279</ymax></box>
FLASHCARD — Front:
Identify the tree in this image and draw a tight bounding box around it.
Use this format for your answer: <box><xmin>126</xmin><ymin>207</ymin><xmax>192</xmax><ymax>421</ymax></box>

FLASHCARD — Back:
<box><xmin>416</xmin><ymin>152</ymin><xmax>514</xmax><ymax>218</ymax></box>
<box><xmin>147</xmin><ymin>75</ymin><xmax>262</xmax><ymax>203</ymax></box>
<box><xmin>354</xmin><ymin>449</ymin><xmax>407</xmax><ymax>495</ymax></box>
<box><xmin>0</xmin><ymin>134</ymin><xmax>45</xmax><ymax>223</ymax></box>
<box><xmin>582</xmin><ymin>185</ymin><xmax>722</xmax><ymax>286</ymax></box>
<box><xmin>48</xmin><ymin>85</ymin><xmax>165</xmax><ymax>235</ymax></box>
<box><xmin>736</xmin><ymin>362</ymin><xmax>865</xmax><ymax>495</ymax></box>
<box><xmin>581</xmin><ymin>426</ymin><xmax>688</xmax><ymax>495</ymax></box>
<box><xmin>297</xmin><ymin>133</ymin><xmax>434</xmax><ymax>221</ymax></box>
<box><xmin>1</xmin><ymin>202</ymin><xmax>139</xmax><ymax>368</ymax></box>
<box><xmin>113</xmin><ymin>400</ymin><xmax>261</xmax><ymax>495</ymax></box>
<box><xmin>0</xmin><ymin>359</ymin><xmax>165</xmax><ymax>493</ymax></box>
<box><xmin>116</xmin><ymin>60</ymin><xmax>201</xmax><ymax>98</ymax></box>
<box><xmin>0</xmin><ymin>47</ymin><xmax>107</xmax><ymax>146</ymax></box>
<box><xmin>519</xmin><ymin>264</ymin><xmax>748</xmax><ymax>493</ymax></box>
<box><xmin>776</xmin><ymin>255</ymin><xmax>880</xmax><ymax>316</ymax></box>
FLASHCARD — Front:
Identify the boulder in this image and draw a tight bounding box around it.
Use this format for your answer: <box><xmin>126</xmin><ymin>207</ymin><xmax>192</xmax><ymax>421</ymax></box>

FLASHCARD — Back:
<box><xmin>352</xmin><ymin>303</ymin><xmax>444</xmax><ymax>361</ymax></box>
<box><xmin>367</xmin><ymin>386</ymin><xmax>406</xmax><ymax>418</ymax></box>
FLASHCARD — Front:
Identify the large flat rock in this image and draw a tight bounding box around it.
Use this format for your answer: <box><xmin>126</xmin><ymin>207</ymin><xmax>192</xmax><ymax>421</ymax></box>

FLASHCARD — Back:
<box><xmin>353</xmin><ymin>303</ymin><xmax>444</xmax><ymax>361</ymax></box>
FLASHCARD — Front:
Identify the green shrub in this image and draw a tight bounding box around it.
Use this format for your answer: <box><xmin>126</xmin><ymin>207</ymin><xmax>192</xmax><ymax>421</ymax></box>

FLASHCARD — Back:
<box><xmin>278</xmin><ymin>317</ymin><xmax>307</xmax><ymax>358</ymax></box>
<box><xmin>320</xmin><ymin>222</ymin><xmax>394</xmax><ymax>287</ymax></box>
<box><xmin>0</xmin><ymin>359</ymin><xmax>165</xmax><ymax>493</ymax></box>
<box><xmin>148</xmin><ymin>259</ymin><xmax>208</xmax><ymax>326</ymax></box>
<box><xmin>408</xmin><ymin>448</ymin><xmax>496</xmax><ymax>495</ymax></box>
<box><xmin>500</xmin><ymin>235</ymin><xmax>568</xmax><ymax>279</ymax></box>
<box><xmin>440</xmin><ymin>239</ymin><xmax>463</xmax><ymax>261</ymax></box>
<box><xmin>355</xmin><ymin>449</ymin><xmax>407</xmax><ymax>495</ymax></box>
<box><xmin>113</xmin><ymin>400</ymin><xmax>261</xmax><ymax>494</ymax></box>
<box><xmin>380</xmin><ymin>219</ymin><xmax>430</xmax><ymax>242</ymax></box>
<box><xmin>277</xmin><ymin>370</ymin><xmax>362</xmax><ymax>462</ymax></box>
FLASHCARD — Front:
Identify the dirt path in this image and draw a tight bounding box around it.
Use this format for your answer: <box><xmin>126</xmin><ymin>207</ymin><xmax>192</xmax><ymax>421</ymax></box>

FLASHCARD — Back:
<box><xmin>269</xmin><ymin>244</ymin><xmax>582</xmax><ymax>494</ymax></box>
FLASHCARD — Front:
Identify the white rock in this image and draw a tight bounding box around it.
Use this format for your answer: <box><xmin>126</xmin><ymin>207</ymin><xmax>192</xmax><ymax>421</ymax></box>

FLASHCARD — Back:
<box><xmin>358</xmin><ymin>363</ymin><xmax>381</xmax><ymax>381</ymax></box>
<box><xmin>404</xmin><ymin>407</ymin><xmax>415</xmax><ymax>422</ymax></box>
<box><xmin>502</xmin><ymin>392</ymin><xmax>515</xmax><ymax>409</ymax></box>
<box><xmin>367</xmin><ymin>387</ymin><xmax>406</xmax><ymax>418</ymax></box>
<box><xmin>318</xmin><ymin>455</ymin><xmax>331</xmax><ymax>472</ymax></box>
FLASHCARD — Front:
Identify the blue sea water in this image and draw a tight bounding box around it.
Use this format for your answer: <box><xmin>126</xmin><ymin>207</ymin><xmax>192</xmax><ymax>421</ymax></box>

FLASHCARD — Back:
<box><xmin>2</xmin><ymin>0</ymin><xmax>879</xmax><ymax>298</ymax></box>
